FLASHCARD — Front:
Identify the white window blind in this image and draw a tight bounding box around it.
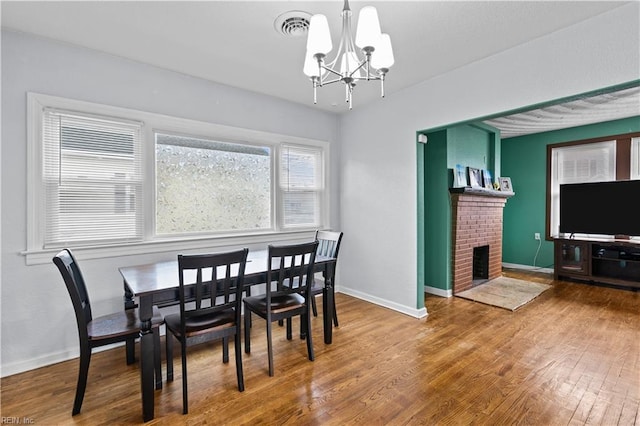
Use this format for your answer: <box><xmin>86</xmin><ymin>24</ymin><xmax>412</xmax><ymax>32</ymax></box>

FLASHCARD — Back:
<box><xmin>280</xmin><ymin>145</ymin><xmax>324</xmax><ymax>228</ymax></box>
<box><xmin>550</xmin><ymin>140</ymin><xmax>616</xmax><ymax>236</ymax></box>
<box><xmin>632</xmin><ymin>137</ymin><xmax>640</xmax><ymax>179</ymax></box>
<box><xmin>42</xmin><ymin>109</ymin><xmax>143</xmax><ymax>247</ymax></box>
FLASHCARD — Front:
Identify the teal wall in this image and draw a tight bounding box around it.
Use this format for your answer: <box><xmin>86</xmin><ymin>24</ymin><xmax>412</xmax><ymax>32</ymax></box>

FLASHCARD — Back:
<box><xmin>420</xmin><ymin>124</ymin><xmax>500</xmax><ymax>292</ymax></box>
<box><xmin>448</xmin><ymin>125</ymin><xmax>493</xmax><ymax>172</ymax></box>
<box><xmin>420</xmin><ymin>130</ymin><xmax>450</xmax><ymax>292</ymax></box>
<box><xmin>501</xmin><ymin>116</ymin><xmax>640</xmax><ymax>268</ymax></box>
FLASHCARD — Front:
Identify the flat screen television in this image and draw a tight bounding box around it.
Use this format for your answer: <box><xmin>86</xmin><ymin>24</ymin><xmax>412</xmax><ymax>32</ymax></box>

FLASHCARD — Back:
<box><xmin>559</xmin><ymin>180</ymin><xmax>640</xmax><ymax>237</ymax></box>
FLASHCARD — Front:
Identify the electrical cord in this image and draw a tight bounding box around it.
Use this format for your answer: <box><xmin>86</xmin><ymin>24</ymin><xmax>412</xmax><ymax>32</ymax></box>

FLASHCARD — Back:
<box><xmin>533</xmin><ymin>237</ymin><xmax>542</xmax><ymax>267</ymax></box>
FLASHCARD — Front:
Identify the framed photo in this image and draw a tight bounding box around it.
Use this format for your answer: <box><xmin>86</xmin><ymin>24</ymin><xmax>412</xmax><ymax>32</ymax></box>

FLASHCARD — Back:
<box><xmin>482</xmin><ymin>170</ymin><xmax>493</xmax><ymax>189</ymax></box>
<box><xmin>499</xmin><ymin>177</ymin><xmax>513</xmax><ymax>192</ymax></box>
<box><xmin>454</xmin><ymin>164</ymin><xmax>467</xmax><ymax>187</ymax></box>
<box><xmin>468</xmin><ymin>167</ymin><xmax>482</xmax><ymax>188</ymax></box>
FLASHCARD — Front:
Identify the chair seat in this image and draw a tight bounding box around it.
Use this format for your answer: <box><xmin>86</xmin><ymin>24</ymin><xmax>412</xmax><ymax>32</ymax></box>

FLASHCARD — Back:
<box><xmin>310</xmin><ymin>278</ymin><xmax>324</xmax><ymax>294</ymax></box>
<box><xmin>87</xmin><ymin>306</ymin><xmax>163</xmax><ymax>341</ymax></box>
<box><xmin>244</xmin><ymin>293</ymin><xmax>305</xmax><ymax>314</ymax></box>
<box><xmin>164</xmin><ymin>309</ymin><xmax>236</xmax><ymax>338</ymax></box>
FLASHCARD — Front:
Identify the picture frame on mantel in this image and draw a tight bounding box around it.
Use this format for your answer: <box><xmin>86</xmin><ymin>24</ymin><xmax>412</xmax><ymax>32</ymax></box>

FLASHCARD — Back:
<box><xmin>454</xmin><ymin>164</ymin><xmax>467</xmax><ymax>187</ymax></box>
<box><xmin>482</xmin><ymin>169</ymin><xmax>493</xmax><ymax>189</ymax></box>
<box><xmin>499</xmin><ymin>177</ymin><xmax>513</xmax><ymax>192</ymax></box>
<box><xmin>468</xmin><ymin>167</ymin><xmax>482</xmax><ymax>188</ymax></box>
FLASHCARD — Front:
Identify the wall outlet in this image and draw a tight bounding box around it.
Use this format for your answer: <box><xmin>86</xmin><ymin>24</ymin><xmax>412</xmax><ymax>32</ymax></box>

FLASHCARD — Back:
<box><xmin>534</xmin><ymin>233</ymin><xmax>541</xmax><ymax>240</ymax></box>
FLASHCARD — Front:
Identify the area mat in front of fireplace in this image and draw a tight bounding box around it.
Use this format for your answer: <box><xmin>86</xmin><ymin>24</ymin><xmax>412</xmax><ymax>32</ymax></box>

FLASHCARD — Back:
<box><xmin>455</xmin><ymin>276</ymin><xmax>551</xmax><ymax>311</ymax></box>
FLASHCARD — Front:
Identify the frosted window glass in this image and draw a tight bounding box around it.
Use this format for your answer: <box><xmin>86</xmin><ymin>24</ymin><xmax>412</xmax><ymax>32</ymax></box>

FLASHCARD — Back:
<box><xmin>156</xmin><ymin>133</ymin><xmax>271</xmax><ymax>234</ymax></box>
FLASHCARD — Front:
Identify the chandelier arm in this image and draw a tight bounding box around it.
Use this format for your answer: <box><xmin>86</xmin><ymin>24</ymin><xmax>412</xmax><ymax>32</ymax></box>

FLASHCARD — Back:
<box><xmin>321</xmin><ymin>66</ymin><xmax>344</xmax><ymax>79</ymax></box>
<box><xmin>318</xmin><ymin>77</ymin><xmax>344</xmax><ymax>86</ymax></box>
<box><xmin>352</xmin><ymin>75</ymin><xmax>381</xmax><ymax>82</ymax></box>
<box><xmin>349</xmin><ymin>59</ymin><xmax>369</xmax><ymax>79</ymax></box>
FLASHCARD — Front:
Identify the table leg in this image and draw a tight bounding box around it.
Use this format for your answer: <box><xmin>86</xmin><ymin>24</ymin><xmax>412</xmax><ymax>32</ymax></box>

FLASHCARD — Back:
<box><xmin>322</xmin><ymin>263</ymin><xmax>335</xmax><ymax>344</ymax></box>
<box><xmin>138</xmin><ymin>295</ymin><xmax>155</xmax><ymax>422</ymax></box>
<box><xmin>123</xmin><ymin>286</ymin><xmax>136</xmax><ymax>364</ymax></box>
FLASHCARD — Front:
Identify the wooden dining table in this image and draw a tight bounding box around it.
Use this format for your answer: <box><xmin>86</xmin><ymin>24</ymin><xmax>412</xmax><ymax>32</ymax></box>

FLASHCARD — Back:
<box><xmin>118</xmin><ymin>249</ymin><xmax>336</xmax><ymax>422</ymax></box>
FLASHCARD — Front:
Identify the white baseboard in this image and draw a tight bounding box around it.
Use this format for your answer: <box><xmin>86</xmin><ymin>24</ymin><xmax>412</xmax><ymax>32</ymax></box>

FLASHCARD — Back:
<box><xmin>0</xmin><ymin>329</ymin><xmax>169</xmax><ymax>378</ymax></box>
<box><xmin>1</xmin><ymin>349</ymin><xmax>77</xmax><ymax>378</ymax></box>
<box><xmin>336</xmin><ymin>286</ymin><xmax>428</xmax><ymax>318</ymax></box>
<box><xmin>424</xmin><ymin>285</ymin><xmax>452</xmax><ymax>298</ymax></box>
<box><xmin>502</xmin><ymin>263</ymin><xmax>554</xmax><ymax>274</ymax></box>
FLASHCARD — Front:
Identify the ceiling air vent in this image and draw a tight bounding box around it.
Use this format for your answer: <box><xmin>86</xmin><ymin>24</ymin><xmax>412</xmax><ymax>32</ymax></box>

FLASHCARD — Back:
<box><xmin>274</xmin><ymin>11</ymin><xmax>312</xmax><ymax>37</ymax></box>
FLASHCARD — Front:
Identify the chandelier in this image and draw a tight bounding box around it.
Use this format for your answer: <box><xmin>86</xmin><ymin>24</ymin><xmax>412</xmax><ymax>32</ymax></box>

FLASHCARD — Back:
<box><xmin>303</xmin><ymin>0</ymin><xmax>394</xmax><ymax>109</ymax></box>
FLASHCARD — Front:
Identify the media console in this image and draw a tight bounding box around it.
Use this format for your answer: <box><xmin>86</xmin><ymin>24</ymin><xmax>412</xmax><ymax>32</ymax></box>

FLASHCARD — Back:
<box><xmin>554</xmin><ymin>238</ymin><xmax>640</xmax><ymax>290</ymax></box>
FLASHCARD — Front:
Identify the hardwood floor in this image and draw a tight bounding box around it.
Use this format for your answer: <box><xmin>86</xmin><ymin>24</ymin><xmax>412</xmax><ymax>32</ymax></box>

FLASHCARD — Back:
<box><xmin>1</xmin><ymin>270</ymin><xmax>639</xmax><ymax>425</ymax></box>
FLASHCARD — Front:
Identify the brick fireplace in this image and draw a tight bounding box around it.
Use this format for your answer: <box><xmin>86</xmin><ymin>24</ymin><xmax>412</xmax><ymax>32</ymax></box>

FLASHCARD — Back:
<box><xmin>450</xmin><ymin>189</ymin><xmax>513</xmax><ymax>294</ymax></box>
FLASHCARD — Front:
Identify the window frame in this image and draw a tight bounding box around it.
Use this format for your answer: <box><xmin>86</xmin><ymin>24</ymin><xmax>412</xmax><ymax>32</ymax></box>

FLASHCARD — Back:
<box><xmin>632</xmin><ymin>137</ymin><xmax>640</xmax><ymax>179</ymax></box>
<box><xmin>546</xmin><ymin>132</ymin><xmax>640</xmax><ymax>240</ymax></box>
<box><xmin>26</xmin><ymin>93</ymin><xmax>330</xmax><ymax>265</ymax></box>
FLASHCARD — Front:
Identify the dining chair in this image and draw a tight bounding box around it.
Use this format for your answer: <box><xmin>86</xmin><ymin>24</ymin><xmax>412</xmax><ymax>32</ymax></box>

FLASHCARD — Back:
<box><xmin>243</xmin><ymin>241</ymin><xmax>319</xmax><ymax>376</ymax></box>
<box><xmin>53</xmin><ymin>248</ymin><xmax>164</xmax><ymax>416</ymax></box>
<box><xmin>311</xmin><ymin>230</ymin><xmax>343</xmax><ymax>326</ymax></box>
<box><xmin>164</xmin><ymin>248</ymin><xmax>248</xmax><ymax>414</ymax></box>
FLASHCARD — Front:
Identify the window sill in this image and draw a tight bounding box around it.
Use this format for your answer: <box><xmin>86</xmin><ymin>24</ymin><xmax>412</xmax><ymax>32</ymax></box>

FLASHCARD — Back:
<box><xmin>22</xmin><ymin>229</ymin><xmax>317</xmax><ymax>265</ymax></box>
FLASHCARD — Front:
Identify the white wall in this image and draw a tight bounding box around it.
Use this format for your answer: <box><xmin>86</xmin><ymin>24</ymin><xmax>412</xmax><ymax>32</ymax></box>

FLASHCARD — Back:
<box><xmin>337</xmin><ymin>3</ymin><xmax>639</xmax><ymax>313</ymax></box>
<box><xmin>0</xmin><ymin>30</ymin><xmax>340</xmax><ymax>376</ymax></box>
<box><xmin>2</xmin><ymin>2</ymin><xmax>639</xmax><ymax>376</ymax></box>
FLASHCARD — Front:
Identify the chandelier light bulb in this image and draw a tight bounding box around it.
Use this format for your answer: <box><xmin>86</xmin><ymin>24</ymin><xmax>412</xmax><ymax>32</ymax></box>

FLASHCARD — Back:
<box><xmin>306</xmin><ymin>14</ymin><xmax>333</xmax><ymax>55</ymax></box>
<box><xmin>303</xmin><ymin>50</ymin><xmax>326</xmax><ymax>77</ymax></box>
<box><xmin>371</xmin><ymin>33</ymin><xmax>394</xmax><ymax>69</ymax></box>
<box><xmin>355</xmin><ymin>6</ymin><xmax>381</xmax><ymax>50</ymax></box>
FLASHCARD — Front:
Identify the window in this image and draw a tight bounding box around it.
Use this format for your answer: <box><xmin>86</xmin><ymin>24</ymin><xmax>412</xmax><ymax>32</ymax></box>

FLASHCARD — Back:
<box><xmin>632</xmin><ymin>137</ymin><xmax>640</xmax><ymax>179</ymax></box>
<box><xmin>27</xmin><ymin>93</ymin><xmax>328</xmax><ymax>262</ymax></box>
<box><xmin>547</xmin><ymin>133</ymin><xmax>639</xmax><ymax>238</ymax></box>
<box><xmin>41</xmin><ymin>109</ymin><xmax>143</xmax><ymax>247</ymax></box>
<box><xmin>155</xmin><ymin>133</ymin><xmax>272</xmax><ymax>235</ymax></box>
<box><xmin>280</xmin><ymin>145</ymin><xmax>324</xmax><ymax>228</ymax></box>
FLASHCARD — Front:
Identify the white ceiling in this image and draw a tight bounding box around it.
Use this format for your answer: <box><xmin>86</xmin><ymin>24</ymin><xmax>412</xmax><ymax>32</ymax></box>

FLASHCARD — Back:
<box><xmin>2</xmin><ymin>1</ymin><xmax>638</xmax><ymax>133</ymax></box>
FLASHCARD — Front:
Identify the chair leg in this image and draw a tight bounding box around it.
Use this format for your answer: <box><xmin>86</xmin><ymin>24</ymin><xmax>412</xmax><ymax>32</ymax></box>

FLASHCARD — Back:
<box><xmin>181</xmin><ymin>342</ymin><xmax>188</xmax><ymax>415</ymax></box>
<box><xmin>244</xmin><ymin>310</ymin><xmax>251</xmax><ymax>354</ymax></box>
<box><xmin>244</xmin><ymin>289</ymin><xmax>252</xmax><ymax>328</ymax></box>
<box><xmin>304</xmin><ymin>312</ymin><xmax>315</xmax><ymax>362</ymax></box>
<box><xmin>234</xmin><ymin>331</ymin><xmax>245</xmax><ymax>392</ymax></box>
<box><xmin>300</xmin><ymin>311</ymin><xmax>308</xmax><ymax>340</ymax></box>
<box><xmin>266</xmin><ymin>320</ymin><xmax>274</xmax><ymax>377</ymax></box>
<box><xmin>332</xmin><ymin>287</ymin><xmax>339</xmax><ymax>327</ymax></box>
<box><xmin>222</xmin><ymin>337</ymin><xmax>229</xmax><ymax>363</ymax></box>
<box><xmin>126</xmin><ymin>338</ymin><xmax>135</xmax><ymax>364</ymax></box>
<box><xmin>311</xmin><ymin>295</ymin><xmax>318</xmax><ymax>317</ymax></box>
<box><xmin>166</xmin><ymin>332</ymin><xmax>174</xmax><ymax>382</ymax></box>
<box><xmin>72</xmin><ymin>344</ymin><xmax>91</xmax><ymax>415</ymax></box>
<box><xmin>286</xmin><ymin>318</ymin><xmax>292</xmax><ymax>340</ymax></box>
<box><xmin>153</xmin><ymin>330</ymin><xmax>162</xmax><ymax>390</ymax></box>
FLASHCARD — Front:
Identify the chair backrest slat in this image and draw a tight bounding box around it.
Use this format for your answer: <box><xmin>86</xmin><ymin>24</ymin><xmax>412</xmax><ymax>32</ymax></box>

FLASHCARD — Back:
<box><xmin>267</xmin><ymin>241</ymin><xmax>319</xmax><ymax>303</ymax></box>
<box><xmin>315</xmin><ymin>230</ymin><xmax>343</xmax><ymax>259</ymax></box>
<box><xmin>178</xmin><ymin>249</ymin><xmax>249</xmax><ymax>325</ymax></box>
